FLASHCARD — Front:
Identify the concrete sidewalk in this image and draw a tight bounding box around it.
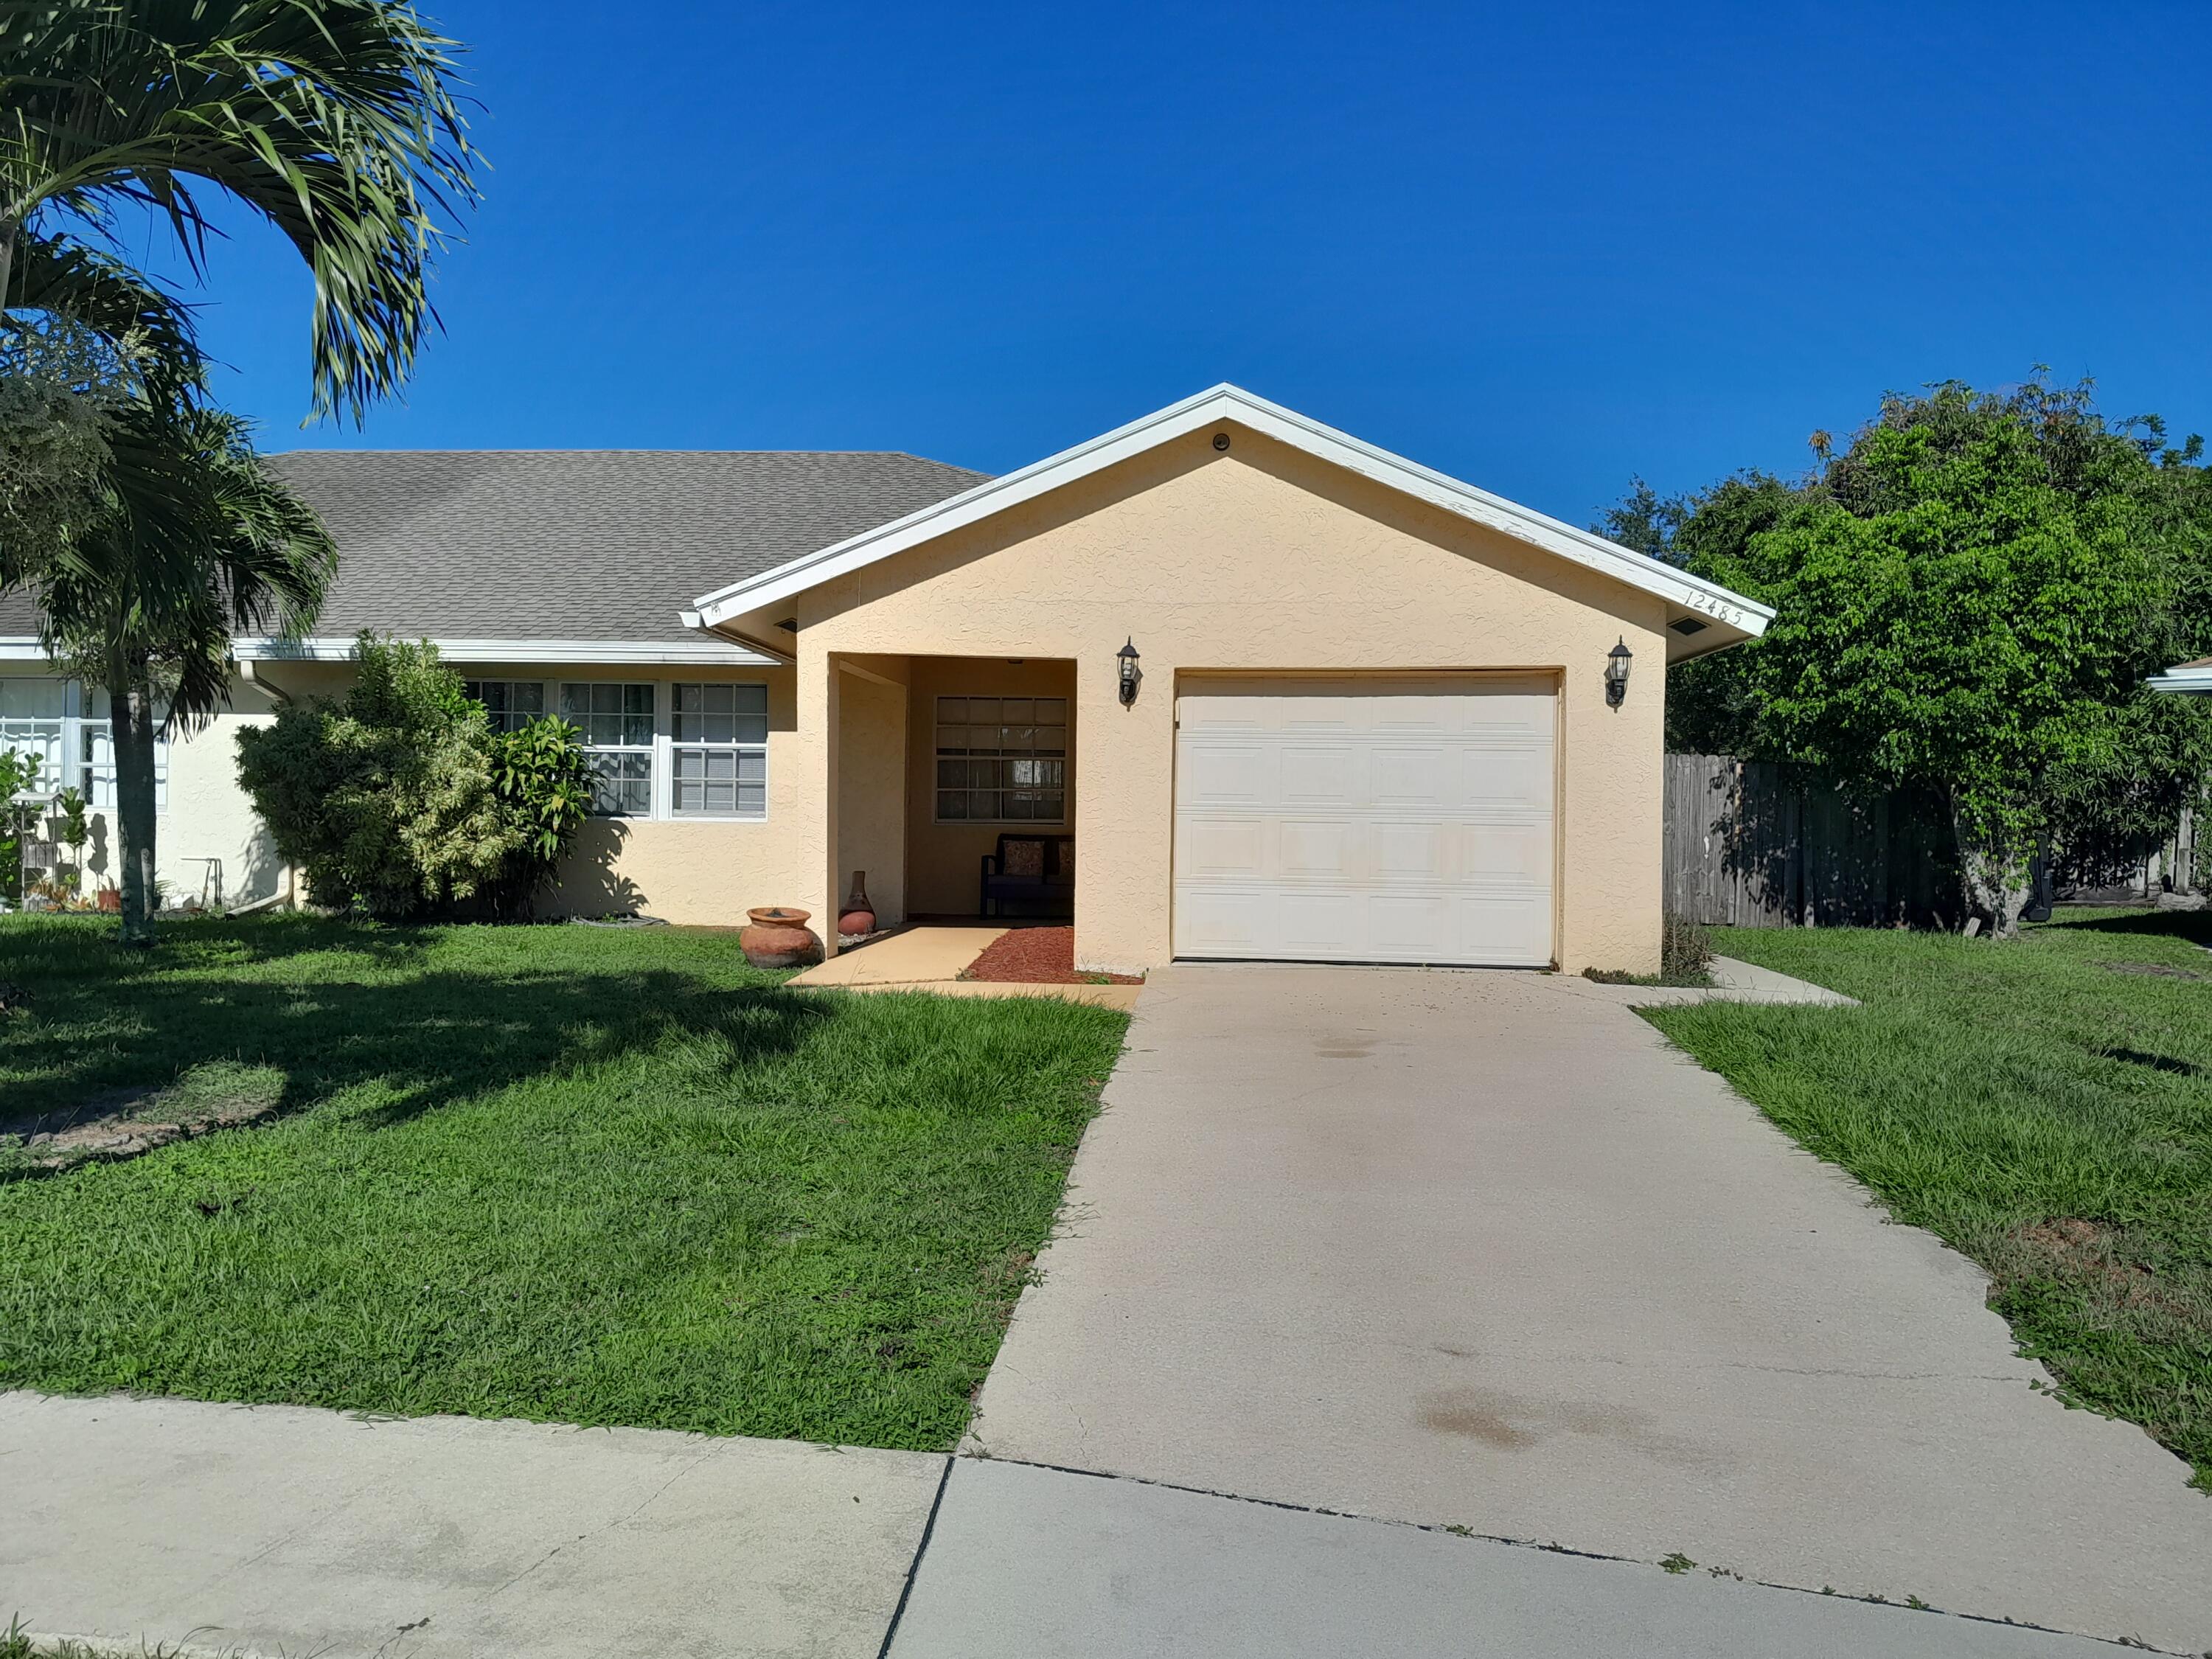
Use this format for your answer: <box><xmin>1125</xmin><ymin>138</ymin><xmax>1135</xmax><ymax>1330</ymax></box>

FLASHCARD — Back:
<box><xmin>1</xmin><ymin>1391</ymin><xmax>942</xmax><ymax>1659</ymax></box>
<box><xmin>4</xmin><ymin>1392</ymin><xmax>2149</xmax><ymax>1658</ymax></box>
<box><xmin>887</xmin><ymin>1459</ymin><xmax>2135</xmax><ymax>1658</ymax></box>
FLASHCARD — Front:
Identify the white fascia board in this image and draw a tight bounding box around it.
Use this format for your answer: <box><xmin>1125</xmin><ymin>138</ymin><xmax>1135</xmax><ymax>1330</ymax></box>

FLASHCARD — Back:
<box><xmin>689</xmin><ymin>384</ymin><xmax>1776</xmax><ymax>637</ymax></box>
<box><xmin>2149</xmin><ymin>665</ymin><xmax>2212</xmax><ymax>695</ymax></box>
<box><xmin>233</xmin><ymin>636</ymin><xmax>780</xmax><ymax>667</ymax></box>
<box><xmin>0</xmin><ymin>638</ymin><xmax>49</xmax><ymax>661</ymax></box>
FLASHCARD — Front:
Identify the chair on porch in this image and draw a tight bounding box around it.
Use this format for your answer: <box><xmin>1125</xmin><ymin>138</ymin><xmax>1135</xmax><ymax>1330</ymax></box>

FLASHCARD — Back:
<box><xmin>980</xmin><ymin>834</ymin><xmax>1075</xmax><ymax>919</ymax></box>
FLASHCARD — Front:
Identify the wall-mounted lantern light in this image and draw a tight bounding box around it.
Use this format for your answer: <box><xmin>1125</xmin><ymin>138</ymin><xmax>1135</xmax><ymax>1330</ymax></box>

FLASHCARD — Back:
<box><xmin>1604</xmin><ymin>637</ymin><xmax>1633</xmax><ymax>708</ymax></box>
<box><xmin>1117</xmin><ymin>637</ymin><xmax>1142</xmax><ymax>707</ymax></box>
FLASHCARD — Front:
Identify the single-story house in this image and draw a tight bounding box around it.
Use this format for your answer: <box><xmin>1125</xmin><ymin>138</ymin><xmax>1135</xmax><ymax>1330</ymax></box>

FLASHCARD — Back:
<box><xmin>0</xmin><ymin>385</ymin><xmax>1770</xmax><ymax>975</ymax></box>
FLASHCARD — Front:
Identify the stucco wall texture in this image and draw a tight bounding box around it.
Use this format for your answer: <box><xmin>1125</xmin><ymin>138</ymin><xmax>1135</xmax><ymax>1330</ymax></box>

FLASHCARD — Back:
<box><xmin>44</xmin><ymin>424</ymin><xmax>1673</xmax><ymax>971</ymax></box>
<box><xmin>781</xmin><ymin>425</ymin><xmax>1671</xmax><ymax>976</ymax></box>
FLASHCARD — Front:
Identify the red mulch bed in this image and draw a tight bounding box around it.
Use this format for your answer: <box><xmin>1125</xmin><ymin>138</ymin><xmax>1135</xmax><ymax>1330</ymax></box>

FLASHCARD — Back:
<box><xmin>961</xmin><ymin>925</ymin><xmax>1141</xmax><ymax>984</ymax></box>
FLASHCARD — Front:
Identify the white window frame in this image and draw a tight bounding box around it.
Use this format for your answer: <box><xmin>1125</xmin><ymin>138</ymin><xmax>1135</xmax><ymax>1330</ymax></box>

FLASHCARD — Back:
<box><xmin>669</xmin><ymin>682</ymin><xmax>769</xmax><ymax>821</ymax></box>
<box><xmin>933</xmin><ymin>694</ymin><xmax>1068</xmax><ymax>826</ymax></box>
<box><xmin>559</xmin><ymin>681</ymin><xmax>657</xmax><ymax>818</ymax></box>
<box><xmin>462</xmin><ymin>678</ymin><xmax>548</xmax><ymax>735</ymax></box>
<box><xmin>456</xmin><ymin>676</ymin><xmax>770</xmax><ymax>824</ymax></box>
<box><xmin>0</xmin><ymin>676</ymin><xmax>167</xmax><ymax>811</ymax></box>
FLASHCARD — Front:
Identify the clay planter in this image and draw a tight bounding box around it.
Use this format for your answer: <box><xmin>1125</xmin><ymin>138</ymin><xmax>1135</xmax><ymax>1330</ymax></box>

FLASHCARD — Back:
<box><xmin>838</xmin><ymin>870</ymin><xmax>875</xmax><ymax>938</ymax></box>
<box><xmin>740</xmin><ymin>906</ymin><xmax>823</xmax><ymax>970</ymax></box>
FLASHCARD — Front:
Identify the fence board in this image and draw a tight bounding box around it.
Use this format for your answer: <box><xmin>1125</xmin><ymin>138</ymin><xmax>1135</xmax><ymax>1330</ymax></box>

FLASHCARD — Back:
<box><xmin>1663</xmin><ymin>755</ymin><xmax>1955</xmax><ymax>928</ymax></box>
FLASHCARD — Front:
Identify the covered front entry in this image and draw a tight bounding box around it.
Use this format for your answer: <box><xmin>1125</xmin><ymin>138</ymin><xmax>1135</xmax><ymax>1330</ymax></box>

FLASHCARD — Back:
<box><xmin>1171</xmin><ymin>675</ymin><xmax>1557</xmax><ymax>967</ymax></box>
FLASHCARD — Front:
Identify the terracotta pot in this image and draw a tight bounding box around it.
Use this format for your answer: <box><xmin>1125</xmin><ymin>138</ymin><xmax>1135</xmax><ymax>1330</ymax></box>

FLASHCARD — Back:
<box><xmin>740</xmin><ymin>905</ymin><xmax>823</xmax><ymax>970</ymax></box>
<box><xmin>838</xmin><ymin>870</ymin><xmax>875</xmax><ymax>937</ymax></box>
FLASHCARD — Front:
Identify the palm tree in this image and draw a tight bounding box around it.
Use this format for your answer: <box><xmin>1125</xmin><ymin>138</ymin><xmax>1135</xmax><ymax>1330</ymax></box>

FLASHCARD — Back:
<box><xmin>0</xmin><ymin>0</ymin><xmax>476</xmax><ymax>942</ymax></box>
<box><xmin>38</xmin><ymin>395</ymin><xmax>334</xmax><ymax>942</ymax></box>
<box><xmin>0</xmin><ymin>0</ymin><xmax>478</xmax><ymax>420</ymax></box>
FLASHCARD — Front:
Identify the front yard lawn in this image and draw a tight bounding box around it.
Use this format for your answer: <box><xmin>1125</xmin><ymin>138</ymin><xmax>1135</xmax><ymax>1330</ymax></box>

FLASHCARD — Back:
<box><xmin>0</xmin><ymin>914</ymin><xmax>1127</xmax><ymax>1450</ymax></box>
<box><xmin>1645</xmin><ymin>908</ymin><xmax>2212</xmax><ymax>1488</ymax></box>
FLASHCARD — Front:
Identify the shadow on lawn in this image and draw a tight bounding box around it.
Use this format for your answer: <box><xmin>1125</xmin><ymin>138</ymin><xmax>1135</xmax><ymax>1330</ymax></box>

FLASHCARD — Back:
<box><xmin>2041</xmin><ymin>908</ymin><xmax>2212</xmax><ymax>946</ymax></box>
<box><xmin>0</xmin><ymin>919</ymin><xmax>832</xmax><ymax>1162</ymax></box>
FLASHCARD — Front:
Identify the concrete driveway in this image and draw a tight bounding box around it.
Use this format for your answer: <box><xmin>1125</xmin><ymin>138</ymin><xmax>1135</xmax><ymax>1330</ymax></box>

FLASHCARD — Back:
<box><xmin>967</xmin><ymin>964</ymin><xmax>2212</xmax><ymax>1652</ymax></box>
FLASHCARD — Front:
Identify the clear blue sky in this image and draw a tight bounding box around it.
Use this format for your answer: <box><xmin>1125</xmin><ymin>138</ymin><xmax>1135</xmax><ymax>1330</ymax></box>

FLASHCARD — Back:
<box><xmin>161</xmin><ymin>0</ymin><xmax>2211</xmax><ymax>528</ymax></box>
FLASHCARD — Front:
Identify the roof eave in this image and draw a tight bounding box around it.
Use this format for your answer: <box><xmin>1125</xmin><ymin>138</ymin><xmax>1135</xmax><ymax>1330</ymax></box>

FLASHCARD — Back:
<box><xmin>689</xmin><ymin>384</ymin><xmax>1777</xmax><ymax>636</ymax></box>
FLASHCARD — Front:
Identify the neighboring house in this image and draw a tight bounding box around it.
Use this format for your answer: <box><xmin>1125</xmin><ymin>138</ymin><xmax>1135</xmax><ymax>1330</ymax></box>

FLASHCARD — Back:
<box><xmin>0</xmin><ymin>386</ymin><xmax>1770</xmax><ymax>973</ymax></box>
<box><xmin>2149</xmin><ymin>658</ymin><xmax>2212</xmax><ymax>695</ymax></box>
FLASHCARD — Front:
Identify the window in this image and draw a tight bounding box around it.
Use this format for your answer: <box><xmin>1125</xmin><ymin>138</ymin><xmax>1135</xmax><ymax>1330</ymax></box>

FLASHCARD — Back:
<box><xmin>936</xmin><ymin>695</ymin><xmax>1066</xmax><ymax>823</ymax></box>
<box><xmin>0</xmin><ymin>678</ymin><xmax>166</xmax><ymax>809</ymax></box>
<box><xmin>0</xmin><ymin>679</ymin><xmax>65</xmax><ymax>787</ymax></box>
<box><xmin>672</xmin><ymin>683</ymin><xmax>768</xmax><ymax>818</ymax></box>
<box><xmin>463</xmin><ymin>678</ymin><xmax>546</xmax><ymax>734</ymax></box>
<box><xmin>79</xmin><ymin>686</ymin><xmax>170</xmax><ymax>810</ymax></box>
<box><xmin>560</xmin><ymin>682</ymin><xmax>654</xmax><ymax>815</ymax></box>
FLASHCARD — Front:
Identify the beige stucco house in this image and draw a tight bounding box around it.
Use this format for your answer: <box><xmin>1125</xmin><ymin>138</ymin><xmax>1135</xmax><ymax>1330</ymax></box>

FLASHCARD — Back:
<box><xmin>1</xmin><ymin>386</ymin><xmax>1769</xmax><ymax>975</ymax></box>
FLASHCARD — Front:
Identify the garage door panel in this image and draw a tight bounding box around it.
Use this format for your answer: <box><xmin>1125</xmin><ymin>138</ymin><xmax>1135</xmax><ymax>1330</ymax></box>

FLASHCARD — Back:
<box><xmin>1370</xmin><ymin>745</ymin><xmax>1452</xmax><ymax>806</ymax></box>
<box><xmin>1277</xmin><ymin>891</ymin><xmax>1363</xmax><ymax>950</ymax></box>
<box><xmin>1370</xmin><ymin>821</ymin><xmax>1452</xmax><ymax>880</ymax></box>
<box><xmin>1175</xmin><ymin>679</ymin><xmax>1555</xmax><ymax>967</ymax></box>
<box><xmin>1183</xmin><ymin>741</ymin><xmax>1269</xmax><ymax>805</ymax></box>
<box><xmin>1181</xmin><ymin>816</ymin><xmax>1268</xmax><ymax>876</ymax></box>
<box><xmin>1278</xmin><ymin>818</ymin><xmax>1354</xmax><ymax>877</ymax></box>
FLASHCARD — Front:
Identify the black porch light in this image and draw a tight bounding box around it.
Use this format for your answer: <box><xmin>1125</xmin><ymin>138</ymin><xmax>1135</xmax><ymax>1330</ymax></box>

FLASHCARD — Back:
<box><xmin>1604</xmin><ymin>636</ymin><xmax>1633</xmax><ymax>708</ymax></box>
<box><xmin>1117</xmin><ymin>637</ymin><xmax>1142</xmax><ymax>707</ymax></box>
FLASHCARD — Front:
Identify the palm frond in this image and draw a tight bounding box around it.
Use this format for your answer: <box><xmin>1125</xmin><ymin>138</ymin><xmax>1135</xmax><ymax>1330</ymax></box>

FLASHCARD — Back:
<box><xmin>1</xmin><ymin>0</ymin><xmax>481</xmax><ymax>421</ymax></box>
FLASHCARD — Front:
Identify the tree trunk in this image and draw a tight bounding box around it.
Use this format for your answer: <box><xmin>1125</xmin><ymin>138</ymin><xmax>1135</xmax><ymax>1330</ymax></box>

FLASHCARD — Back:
<box><xmin>0</xmin><ymin>218</ymin><xmax>15</xmax><ymax>316</ymax></box>
<box><xmin>110</xmin><ymin>653</ymin><xmax>159</xmax><ymax>948</ymax></box>
<box><xmin>1950</xmin><ymin>796</ymin><xmax>2031</xmax><ymax>939</ymax></box>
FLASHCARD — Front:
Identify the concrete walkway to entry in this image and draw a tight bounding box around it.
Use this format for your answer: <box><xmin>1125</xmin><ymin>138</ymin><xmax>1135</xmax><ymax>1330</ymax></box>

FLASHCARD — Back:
<box><xmin>967</xmin><ymin>964</ymin><xmax>2212</xmax><ymax>1653</ymax></box>
<box><xmin>788</xmin><ymin>923</ymin><xmax>1144</xmax><ymax>1009</ymax></box>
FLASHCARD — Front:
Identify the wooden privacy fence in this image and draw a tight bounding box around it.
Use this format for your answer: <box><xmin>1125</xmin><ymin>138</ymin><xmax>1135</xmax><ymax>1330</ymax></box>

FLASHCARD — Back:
<box><xmin>1663</xmin><ymin>754</ymin><xmax>1959</xmax><ymax>928</ymax></box>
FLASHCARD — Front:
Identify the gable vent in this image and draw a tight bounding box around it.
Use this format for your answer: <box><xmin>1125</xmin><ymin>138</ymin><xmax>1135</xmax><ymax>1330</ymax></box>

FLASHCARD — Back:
<box><xmin>1669</xmin><ymin>616</ymin><xmax>1711</xmax><ymax>636</ymax></box>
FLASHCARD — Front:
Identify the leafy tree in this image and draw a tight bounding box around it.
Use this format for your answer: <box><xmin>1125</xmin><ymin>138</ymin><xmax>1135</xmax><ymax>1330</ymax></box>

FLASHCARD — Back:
<box><xmin>1604</xmin><ymin>378</ymin><xmax>2212</xmax><ymax>931</ymax></box>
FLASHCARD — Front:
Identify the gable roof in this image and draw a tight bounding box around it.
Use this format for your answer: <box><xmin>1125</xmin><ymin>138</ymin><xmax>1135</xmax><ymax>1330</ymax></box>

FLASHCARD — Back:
<box><xmin>686</xmin><ymin>385</ymin><xmax>1774</xmax><ymax>653</ymax></box>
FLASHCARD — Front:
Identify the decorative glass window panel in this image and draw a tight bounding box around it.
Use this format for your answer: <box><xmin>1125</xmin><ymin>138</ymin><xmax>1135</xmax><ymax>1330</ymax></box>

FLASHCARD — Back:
<box><xmin>78</xmin><ymin>687</ymin><xmax>170</xmax><ymax>810</ymax></box>
<box><xmin>560</xmin><ymin>682</ymin><xmax>654</xmax><ymax>815</ymax></box>
<box><xmin>672</xmin><ymin>682</ymin><xmax>768</xmax><ymax>818</ymax></box>
<box><xmin>935</xmin><ymin>695</ymin><xmax>1066</xmax><ymax>823</ymax></box>
<box><xmin>463</xmin><ymin>679</ymin><xmax>546</xmax><ymax>734</ymax></box>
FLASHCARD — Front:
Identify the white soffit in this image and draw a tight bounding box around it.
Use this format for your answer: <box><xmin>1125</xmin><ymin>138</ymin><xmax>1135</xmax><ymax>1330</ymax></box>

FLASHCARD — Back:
<box><xmin>687</xmin><ymin>384</ymin><xmax>1775</xmax><ymax>637</ymax></box>
<box><xmin>233</xmin><ymin>636</ymin><xmax>782</xmax><ymax>667</ymax></box>
<box><xmin>2149</xmin><ymin>663</ymin><xmax>2212</xmax><ymax>696</ymax></box>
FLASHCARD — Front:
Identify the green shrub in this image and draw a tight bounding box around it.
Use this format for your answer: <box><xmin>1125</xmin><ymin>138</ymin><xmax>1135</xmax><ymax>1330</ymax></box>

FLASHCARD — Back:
<box><xmin>487</xmin><ymin>714</ymin><xmax>595</xmax><ymax>917</ymax></box>
<box><xmin>236</xmin><ymin>635</ymin><xmax>521</xmax><ymax>917</ymax></box>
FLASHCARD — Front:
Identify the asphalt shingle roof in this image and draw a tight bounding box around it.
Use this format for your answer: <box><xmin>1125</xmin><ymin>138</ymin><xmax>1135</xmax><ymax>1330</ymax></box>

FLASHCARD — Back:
<box><xmin>262</xmin><ymin>449</ymin><xmax>990</xmax><ymax>644</ymax></box>
<box><xmin>0</xmin><ymin>449</ymin><xmax>990</xmax><ymax>646</ymax></box>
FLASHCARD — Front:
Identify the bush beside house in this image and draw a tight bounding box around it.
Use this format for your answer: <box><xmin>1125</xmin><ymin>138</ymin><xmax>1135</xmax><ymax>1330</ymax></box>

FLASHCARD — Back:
<box><xmin>236</xmin><ymin>635</ymin><xmax>593</xmax><ymax>919</ymax></box>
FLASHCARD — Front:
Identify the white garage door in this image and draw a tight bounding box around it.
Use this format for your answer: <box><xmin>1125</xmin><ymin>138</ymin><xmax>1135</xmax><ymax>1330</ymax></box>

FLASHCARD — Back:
<box><xmin>1172</xmin><ymin>677</ymin><xmax>1557</xmax><ymax>967</ymax></box>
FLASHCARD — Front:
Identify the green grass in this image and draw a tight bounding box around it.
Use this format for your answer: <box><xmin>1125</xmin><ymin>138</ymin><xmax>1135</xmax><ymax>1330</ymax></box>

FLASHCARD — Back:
<box><xmin>0</xmin><ymin>914</ymin><xmax>1127</xmax><ymax>1450</ymax></box>
<box><xmin>1643</xmin><ymin>908</ymin><xmax>2212</xmax><ymax>1487</ymax></box>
